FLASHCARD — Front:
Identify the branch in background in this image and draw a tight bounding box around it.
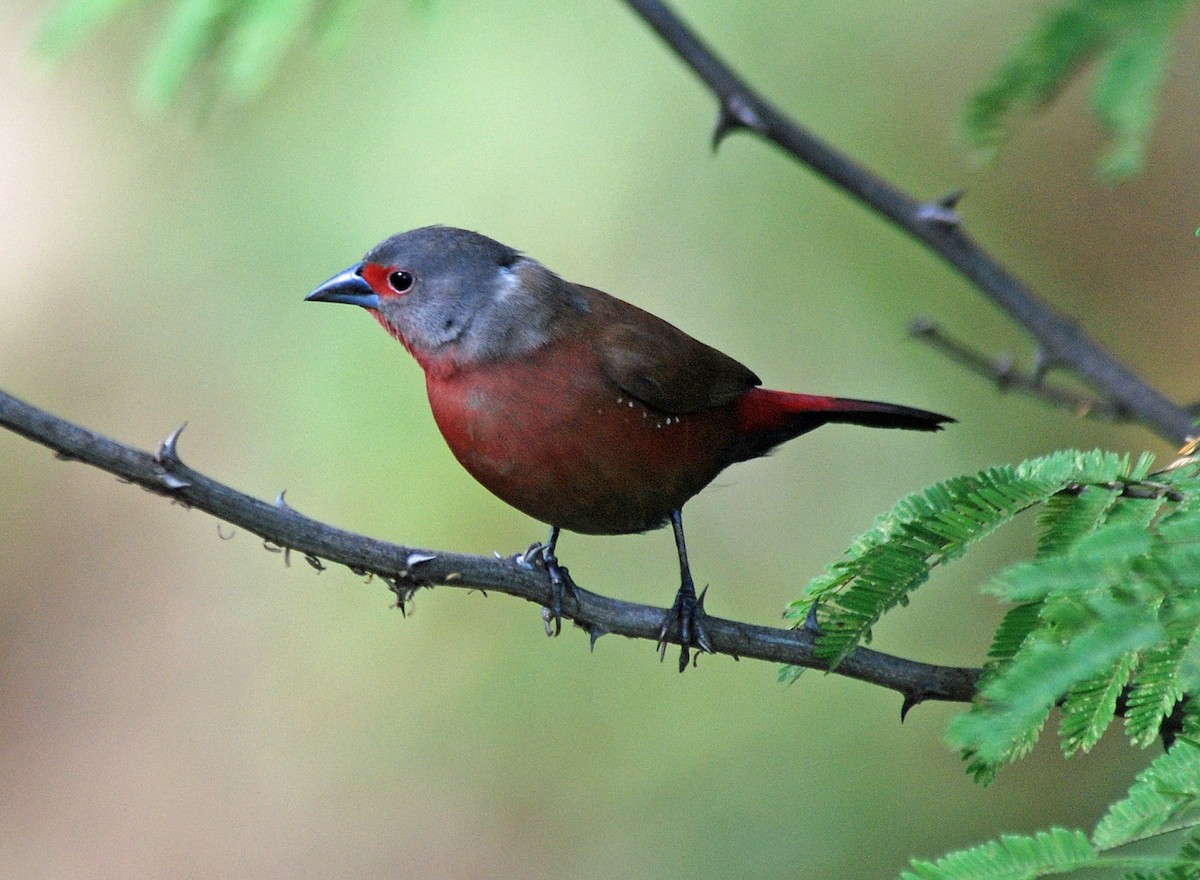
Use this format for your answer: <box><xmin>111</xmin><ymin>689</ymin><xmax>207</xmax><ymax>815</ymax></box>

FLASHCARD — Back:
<box><xmin>0</xmin><ymin>387</ymin><xmax>981</xmax><ymax>708</ymax></box>
<box><xmin>909</xmin><ymin>317</ymin><xmax>1126</xmax><ymax>421</ymax></box>
<box><xmin>619</xmin><ymin>0</ymin><xmax>1195</xmax><ymax>446</ymax></box>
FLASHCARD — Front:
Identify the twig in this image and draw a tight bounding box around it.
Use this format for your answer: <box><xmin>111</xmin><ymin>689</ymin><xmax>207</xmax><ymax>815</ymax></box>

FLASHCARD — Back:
<box><xmin>619</xmin><ymin>0</ymin><xmax>1194</xmax><ymax>445</ymax></box>
<box><xmin>0</xmin><ymin>386</ymin><xmax>979</xmax><ymax>708</ymax></box>
<box><xmin>909</xmin><ymin>317</ymin><xmax>1124</xmax><ymax>420</ymax></box>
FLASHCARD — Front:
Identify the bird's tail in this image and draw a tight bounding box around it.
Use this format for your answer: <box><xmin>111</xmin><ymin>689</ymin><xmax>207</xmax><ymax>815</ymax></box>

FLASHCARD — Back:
<box><xmin>728</xmin><ymin>388</ymin><xmax>953</xmax><ymax>463</ymax></box>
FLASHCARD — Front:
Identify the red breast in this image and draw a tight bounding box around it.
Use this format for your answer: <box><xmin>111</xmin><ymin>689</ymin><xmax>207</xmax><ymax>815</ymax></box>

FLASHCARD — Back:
<box><xmin>424</xmin><ymin>333</ymin><xmax>740</xmax><ymax>535</ymax></box>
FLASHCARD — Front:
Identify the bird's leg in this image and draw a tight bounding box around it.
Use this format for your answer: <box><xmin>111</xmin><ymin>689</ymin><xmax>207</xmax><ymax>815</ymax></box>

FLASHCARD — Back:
<box><xmin>539</xmin><ymin>526</ymin><xmax>579</xmax><ymax>636</ymax></box>
<box><xmin>658</xmin><ymin>509</ymin><xmax>714</xmax><ymax>671</ymax></box>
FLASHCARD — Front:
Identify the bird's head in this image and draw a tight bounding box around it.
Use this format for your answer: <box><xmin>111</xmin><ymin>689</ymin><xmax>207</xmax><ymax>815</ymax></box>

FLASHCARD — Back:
<box><xmin>307</xmin><ymin>226</ymin><xmax>589</xmax><ymax>373</ymax></box>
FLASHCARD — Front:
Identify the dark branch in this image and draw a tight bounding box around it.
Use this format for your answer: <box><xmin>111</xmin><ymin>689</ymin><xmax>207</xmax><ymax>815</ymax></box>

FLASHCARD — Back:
<box><xmin>620</xmin><ymin>0</ymin><xmax>1195</xmax><ymax>446</ymax></box>
<box><xmin>0</xmin><ymin>386</ymin><xmax>979</xmax><ymax>707</ymax></box>
<box><xmin>908</xmin><ymin>317</ymin><xmax>1125</xmax><ymax>421</ymax></box>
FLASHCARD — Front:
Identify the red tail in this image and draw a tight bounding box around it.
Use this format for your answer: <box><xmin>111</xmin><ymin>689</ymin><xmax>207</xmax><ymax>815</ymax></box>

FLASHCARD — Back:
<box><xmin>728</xmin><ymin>388</ymin><xmax>952</xmax><ymax>464</ymax></box>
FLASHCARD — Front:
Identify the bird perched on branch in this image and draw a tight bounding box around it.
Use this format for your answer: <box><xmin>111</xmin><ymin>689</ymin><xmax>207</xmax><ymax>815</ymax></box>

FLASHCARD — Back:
<box><xmin>307</xmin><ymin>226</ymin><xmax>952</xmax><ymax>669</ymax></box>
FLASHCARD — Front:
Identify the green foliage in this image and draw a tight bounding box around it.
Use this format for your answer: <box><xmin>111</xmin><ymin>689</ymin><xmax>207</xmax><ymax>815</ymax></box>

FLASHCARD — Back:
<box><xmin>903</xmin><ymin>740</ymin><xmax>1200</xmax><ymax>880</ymax></box>
<box><xmin>36</xmin><ymin>0</ymin><xmax>380</xmax><ymax>106</ymax></box>
<box><xmin>1093</xmin><ymin>738</ymin><xmax>1200</xmax><ymax>849</ymax></box>
<box><xmin>784</xmin><ymin>450</ymin><xmax>1150</xmax><ymax>669</ymax></box>
<box><xmin>789</xmin><ymin>450</ymin><xmax>1200</xmax><ymax>783</ymax></box>
<box><xmin>901</xmin><ymin>828</ymin><xmax>1095</xmax><ymax>880</ymax></box>
<box><xmin>963</xmin><ymin>0</ymin><xmax>1193</xmax><ymax>179</ymax></box>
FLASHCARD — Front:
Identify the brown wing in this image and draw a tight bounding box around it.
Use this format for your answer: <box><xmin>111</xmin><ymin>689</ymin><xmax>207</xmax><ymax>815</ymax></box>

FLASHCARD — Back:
<box><xmin>581</xmin><ymin>286</ymin><xmax>760</xmax><ymax>415</ymax></box>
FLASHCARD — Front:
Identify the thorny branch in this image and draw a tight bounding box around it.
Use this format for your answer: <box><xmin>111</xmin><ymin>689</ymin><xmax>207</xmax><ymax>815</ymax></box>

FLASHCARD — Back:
<box><xmin>0</xmin><ymin>386</ymin><xmax>979</xmax><ymax>709</ymax></box>
<box><xmin>620</xmin><ymin>0</ymin><xmax>1195</xmax><ymax>445</ymax></box>
<box><xmin>3</xmin><ymin>0</ymin><xmax>1194</xmax><ymax>721</ymax></box>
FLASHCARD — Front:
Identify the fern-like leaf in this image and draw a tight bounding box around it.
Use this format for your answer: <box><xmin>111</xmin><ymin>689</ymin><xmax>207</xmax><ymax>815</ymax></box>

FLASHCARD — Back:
<box><xmin>38</xmin><ymin>0</ymin><xmax>374</xmax><ymax>105</ymax></box>
<box><xmin>1093</xmin><ymin>738</ymin><xmax>1200</xmax><ymax>849</ymax></box>
<box><xmin>792</xmin><ymin>466</ymin><xmax>1063</xmax><ymax>666</ymax></box>
<box><xmin>988</xmin><ymin>602</ymin><xmax>1044</xmax><ymax>665</ymax></box>
<box><xmin>1125</xmin><ymin>631</ymin><xmax>1194</xmax><ymax>747</ymax></box>
<box><xmin>902</xmin><ymin>828</ymin><xmax>1095</xmax><ymax>880</ymax></box>
<box><xmin>791</xmin><ymin>451</ymin><xmax>1152</xmax><ymax>668</ymax></box>
<box><xmin>1059</xmin><ymin>652</ymin><xmax>1136</xmax><ymax>755</ymax></box>
<box><xmin>1036</xmin><ymin>486</ymin><xmax>1120</xmax><ymax>559</ymax></box>
<box><xmin>948</xmin><ymin>599</ymin><xmax>1161</xmax><ymax>768</ymax></box>
<box><xmin>962</xmin><ymin>0</ymin><xmax>1191</xmax><ymax>180</ymax></box>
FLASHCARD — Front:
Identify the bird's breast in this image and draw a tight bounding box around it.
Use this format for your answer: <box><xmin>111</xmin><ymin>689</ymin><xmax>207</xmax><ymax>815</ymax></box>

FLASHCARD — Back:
<box><xmin>422</xmin><ymin>340</ymin><xmax>739</xmax><ymax>535</ymax></box>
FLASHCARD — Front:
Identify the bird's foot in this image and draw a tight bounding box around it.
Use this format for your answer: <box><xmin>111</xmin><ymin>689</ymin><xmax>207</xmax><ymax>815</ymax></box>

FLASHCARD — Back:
<box><xmin>658</xmin><ymin>583</ymin><xmax>714</xmax><ymax>672</ymax></box>
<box><xmin>516</xmin><ymin>542</ymin><xmax>579</xmax><ymax>636</ymax></box>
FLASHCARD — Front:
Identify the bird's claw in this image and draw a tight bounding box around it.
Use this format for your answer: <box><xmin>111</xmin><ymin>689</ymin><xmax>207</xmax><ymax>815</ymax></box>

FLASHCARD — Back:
<box><xmin>518</xmin><ymin>542</ymin><xmax>578</xmax><ymax>636</ymax></box>
<box><xmin>658</xmin><ymin>584</ymin><xmax>713</xmax><ymax>672</ymax></box>
<box><xmin>513</xmin><ymin>542</ymin><xmax>544</xmax><ymax>569</ymax></box>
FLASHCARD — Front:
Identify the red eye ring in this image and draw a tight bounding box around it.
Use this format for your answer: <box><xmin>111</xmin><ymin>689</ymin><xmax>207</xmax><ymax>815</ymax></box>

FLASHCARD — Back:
<box><xmin>388</xmin><ymin>270</ymin><xmax>414</xmax><ymax>293</ymax></box>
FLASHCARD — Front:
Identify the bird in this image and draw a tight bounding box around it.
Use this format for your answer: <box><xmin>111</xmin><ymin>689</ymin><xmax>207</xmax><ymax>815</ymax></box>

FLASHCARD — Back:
<box><xmin>306</xmin><ymin>226</ymin><xmax>952</xmax><ymax>669</ymax></box>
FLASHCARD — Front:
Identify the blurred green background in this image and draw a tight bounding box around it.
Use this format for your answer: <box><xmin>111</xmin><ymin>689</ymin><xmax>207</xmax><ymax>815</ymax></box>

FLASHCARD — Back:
<box><xmin>1</xmin><ymin>1</ymin><xmax>1197</xmax><ymax>877</ymax></box>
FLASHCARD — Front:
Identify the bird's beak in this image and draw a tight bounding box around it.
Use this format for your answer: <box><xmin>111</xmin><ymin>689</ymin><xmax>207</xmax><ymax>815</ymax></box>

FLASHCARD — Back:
<box><xmin>305</xmin><ymin>263</ymin><xmax>381</xmax><ymax>309</ymax></box>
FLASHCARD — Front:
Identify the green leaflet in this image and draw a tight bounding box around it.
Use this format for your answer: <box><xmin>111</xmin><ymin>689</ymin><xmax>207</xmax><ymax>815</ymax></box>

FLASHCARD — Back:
<box><xmin>901</xmin><ymin>828</ymin><xmax>1095</xmax><ymax>880</ymax></box>
<box><xmin>789</xmin><ymin>450</ymin><xmax>1200</xmax><ymax>779</ymax></box>
<box><xmin>788</xmin><ymin>450</ymin><xmax>1146</xmax><ymax>668</ymax></box>
<box><xmin>1093</xmin><ymin>738</ymin><xmax>1200</xmax><ymax>849</ymax></box>
<box><xmin>37</xmin><ymin>0</ymin><xmax>376</xmax><ymax>105</ymax></box>
<box><xmin>905</xmin><ymin>741</ymin><xmax>1200</xmax><ymax>880</ymax></box>
<box><xmin>962</xmin><ymin>0</ymin><xmax>1193</xmax><ymax>180</ymax></box>
<box><xmin>949</xmin><ymin>598</ymin><xmax>1163</xmax><ymax>769</ymax></box>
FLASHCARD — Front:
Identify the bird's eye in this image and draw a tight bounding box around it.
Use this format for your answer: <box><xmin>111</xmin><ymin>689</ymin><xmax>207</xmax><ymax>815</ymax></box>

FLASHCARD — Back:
<box><xmin>388</xmin><ymin>271</ymin><xmax>414</xmax><ymax>293</ymax></box>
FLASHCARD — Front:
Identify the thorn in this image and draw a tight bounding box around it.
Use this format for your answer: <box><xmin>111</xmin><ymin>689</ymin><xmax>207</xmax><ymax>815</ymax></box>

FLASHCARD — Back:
<box><xmin>908</xmin><ymin>316</ymin><xmax>936</xmax><ymax>338</ymax></box>
<box><xmin>304</xmin><ymin>554</ymin><xmax>325</xmax><ymax>572</ymax></box>
<box><xmin>157</xmin><ymin>472</ymin><xmax>191</xmax><ymax>490</ymax></box>
<box><xmin>156</xmin><ymin>422</ymin><xmax>188</xmax><ymax>465</ymax></box>
<box><xmin>1030</xmin><ymin>347</ymin><xmax>1054</xmax><ymax>383</ymax></box>
<box><xmin>712</xmin><ymin>93</ymin><xmax>766</xmax><ymax>151</ymax></box>
<box><xmin>383</xmin><ymin>577</ymin><xmax>417</xmax><ymax>615</ymax></box>
<box><xmin>916</xmin><ymin>193</ymin><xmax>963</xmax><ymax>227</ymax></box>
<box><xmin>803</xmin><ymin>601</ymin><xmax>821</xmax><ymax>635</ymax></box>
<box><xmin>940</xmin><ymin>189</ymin><xmax>964</xmax><ymax>208</ymax></box>
<box><xmin>216</xmin><ymin>524</ymin><xmax>236</xmax><ymax>540</ymax></box>
<box><xmin>994</xmin><ymin>352</ymin><xmax>1017</xmax><ymax>388</ymax></box>
<box><xmin>263</xmin><ymin>540</ymin><xmax>283</xmax><ymax>553</ymax></box>
<box><xmin>445</xmin><ymin>572</ymin><xmax>461</xmax><ymax>582</ymax></box>
<box><xmin>274</xmin><ymin>490</ymin><xmax>290</xmax><ymax>509</ymax></box>
<box><xmin>900</xmin><ymin>692</ymin><xmax>923</xmax><ymax>721</ymax></box>
<box><xmin>53</xmin><ymin>450</ymin><xmax>79</xmax><ymax>462</ymax></box>
<box><xmin>586</xmin><ymin>623</ymin><xmax>609</xmax><ymax>651</ymax></box>
<box><xmin>348</xmin><ymin>565</ymin><xmax>369</xmax><ymax>577</ymax></box>
<box><xmin>542</xmin><ymin>606</ymin><xmax>555</xmax><ymax>637</ymax></box>
<box><xmin>406</xmin><ymin>552</ymin><xmax>437</xmax><ymax>568</ymax></box>
<box><xmin>283</xmin><ymin>546</ymin><xmax>292</xmax><ymax>568</ymax></box>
